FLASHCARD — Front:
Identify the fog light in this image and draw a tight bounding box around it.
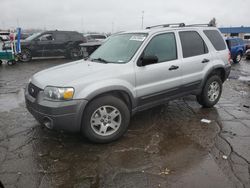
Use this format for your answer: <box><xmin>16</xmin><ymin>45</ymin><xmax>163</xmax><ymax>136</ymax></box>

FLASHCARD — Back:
<box><xmin>43</xmin><ymin>117</ymin><xmax>53</xmax><ymax>129</ymax></box>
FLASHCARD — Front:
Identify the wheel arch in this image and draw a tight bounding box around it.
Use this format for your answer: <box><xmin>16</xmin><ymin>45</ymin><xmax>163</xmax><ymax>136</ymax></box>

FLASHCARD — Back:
<box><xmin>201</xmin><ymin>66</ymin><xmax>227</xmax><ymax>88</ymax></box>
<box><xmin>85</xmin><ymin>89</ymin><xmax>135</xmax><ymax>112</ymax></box>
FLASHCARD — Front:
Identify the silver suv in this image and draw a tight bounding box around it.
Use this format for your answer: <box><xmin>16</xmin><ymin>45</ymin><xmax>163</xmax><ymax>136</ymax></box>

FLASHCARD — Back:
<box><xmin>25</xmin><ymin>23</ymin><xmax>231</xmax><ymax>143</ymax></box>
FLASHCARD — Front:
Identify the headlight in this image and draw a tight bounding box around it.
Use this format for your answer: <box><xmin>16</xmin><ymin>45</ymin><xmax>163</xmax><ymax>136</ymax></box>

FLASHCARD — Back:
<box><xmin>44</xmin><ymin>86</ymin><xmax>74</xmax><ymax>100</ymax></box>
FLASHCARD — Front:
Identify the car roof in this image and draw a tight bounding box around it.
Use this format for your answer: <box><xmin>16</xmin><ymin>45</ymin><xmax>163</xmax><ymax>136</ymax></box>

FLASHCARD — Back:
<box><xmin>120</xmin><ymin>26</ymin><xmax>218</xmax><ymax>35</ymax></box>
<box><xmin>43</xmin><ymin>30</ymin><xmax>80</xmax><ymax>34</ymax></box>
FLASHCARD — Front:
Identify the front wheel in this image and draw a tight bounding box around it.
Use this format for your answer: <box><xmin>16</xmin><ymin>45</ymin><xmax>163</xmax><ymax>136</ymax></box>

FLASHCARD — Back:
<box><xmin>82</xmin><ymin>95</ymin><xmax>130</xmax><ymax>143</ymax></box>
<box><xmin>233</xmin><ymin>52</ymin><xmax>242</xmax><ymax>63</ymax></box>
<box><xmin>7</xmin><ymin>60</ymin><xmax>16</xmax><ymax>66</ymax></box>
<box><xmin>196</xmin><ymin>75</ymin><xmax>222</xmax><ymax>108</ymax></box>
<box><xmin>19</xmin><ymin>49</ymin><xmax>32</xmax><ymax>62</ymax></box>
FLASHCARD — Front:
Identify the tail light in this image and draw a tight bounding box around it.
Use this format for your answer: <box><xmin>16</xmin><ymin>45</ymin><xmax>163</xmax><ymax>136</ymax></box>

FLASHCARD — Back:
<box><xmin>228</xmin><ymin>51</ymin><xmax>232</xmax><ymax>65</ymax></box>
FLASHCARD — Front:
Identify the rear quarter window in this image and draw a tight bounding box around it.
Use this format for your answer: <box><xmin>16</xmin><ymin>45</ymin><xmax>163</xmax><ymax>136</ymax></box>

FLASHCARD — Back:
<box><xmin>203</xmin><ymin>30</ymin><xmax>226</xmax><ymax>51</ymax></box>
<box><xmin>179</xmin><ymin>31</ymin><xmax>208</xmax><ymax>58</ymax></box>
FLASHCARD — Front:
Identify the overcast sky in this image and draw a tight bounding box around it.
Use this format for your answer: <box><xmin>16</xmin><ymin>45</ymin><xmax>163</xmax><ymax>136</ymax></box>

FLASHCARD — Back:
<box><xmin>1</xmin><ymin>0</ymin><xmax>249</xmax><ymax>33</ymax></box>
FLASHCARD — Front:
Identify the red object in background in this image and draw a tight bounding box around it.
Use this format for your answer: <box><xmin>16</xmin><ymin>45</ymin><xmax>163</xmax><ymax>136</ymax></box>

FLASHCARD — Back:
<box><xmin>9</xmin><ymin>33</ymin><xmax>15</xmax><ymax>41</ymax></box>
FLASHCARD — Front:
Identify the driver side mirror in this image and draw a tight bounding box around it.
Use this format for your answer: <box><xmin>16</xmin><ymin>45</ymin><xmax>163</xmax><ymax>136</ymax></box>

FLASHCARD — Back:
<box><xmin>137</xmin><ymin>55</ymin><xmax>158</xmax><ymax>66</ymax></box>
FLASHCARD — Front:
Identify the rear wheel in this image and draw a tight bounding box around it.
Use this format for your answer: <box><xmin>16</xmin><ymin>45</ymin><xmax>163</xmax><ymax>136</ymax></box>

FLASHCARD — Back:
<box><xmin>81</xmin><ymin>95</ymin><xmax>130</xmax><ymax>143</ymax></box>
<box><xmin>20</xmin><ymin>49</ymin><xmax>32</xmax><ymax>62</ymax></box>
<box><xmin>196</xmin><ymin>75</ymin><xmax>222</xmax><ymax>108</ymax></box>
<box><xmin>67</xmin><ymin>48</ymin><xmax>81</xmax><ymax>60</ymax></box>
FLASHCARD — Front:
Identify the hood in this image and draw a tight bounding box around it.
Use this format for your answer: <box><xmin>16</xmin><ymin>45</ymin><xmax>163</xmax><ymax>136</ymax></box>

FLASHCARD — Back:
<box><xmin>31</xmin><ymin>60</ymin><xmax>124</xmax><ymax>89</ymax></box>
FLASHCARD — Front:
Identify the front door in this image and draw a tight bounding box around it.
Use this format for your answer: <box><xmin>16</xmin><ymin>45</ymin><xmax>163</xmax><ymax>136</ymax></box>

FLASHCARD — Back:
<box><xmin>135</xmin><ymin>32</ymin><xmax>183</xmax><ymax>106</ymax></box>
<box><xmin>36</xmin><ymin>33</ymin><xmax>54</xmax><ymax>57</ymax></box>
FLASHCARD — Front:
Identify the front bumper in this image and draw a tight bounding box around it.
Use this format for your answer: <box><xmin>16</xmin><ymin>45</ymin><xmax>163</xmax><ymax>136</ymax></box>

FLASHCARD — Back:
<box><xmin>25</xmin><ymin>85</ymin><xmax>88</xmax><ymax>132</ymax></box>
<box><xmin>245</xmin><ymin>49</ymin><xmax>250</xmax><ymax>57</ymax></box>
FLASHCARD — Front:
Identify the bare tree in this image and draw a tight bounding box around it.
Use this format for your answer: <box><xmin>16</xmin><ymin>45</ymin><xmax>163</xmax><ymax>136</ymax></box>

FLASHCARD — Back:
<box><xmin>209</xmin><ymin>18</ymin><xmax>217</xmax><ymax>27</ymax></box>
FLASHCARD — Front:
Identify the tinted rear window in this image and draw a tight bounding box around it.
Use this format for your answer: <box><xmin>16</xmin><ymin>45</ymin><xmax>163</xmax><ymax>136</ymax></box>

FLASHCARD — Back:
<box><xmin>204</xmin><ymin>30</ymin><xmax>226</xmax><ymax>51</ymax></box>
<box><xmin>179</xmin><ymin>31</ymin><xmax>208</xmax><ymax>58</ymax></box>
<box><xmin>55</xmin><ymin>33</ymin><xmax>68</xmax><ymax>41</ymax></box>
<box><xmin>69</xmin><ymin>32</ymin><xmax>84</xmax><ymax>41</ymax></box>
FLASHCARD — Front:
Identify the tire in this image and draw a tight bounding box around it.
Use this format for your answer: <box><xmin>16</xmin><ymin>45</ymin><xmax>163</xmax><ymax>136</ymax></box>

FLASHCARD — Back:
<box><xmin>233</xmin><ymin>52</ymin><xmax>242</xmax><ymax>63</ymax></box>
<box><xmin>7</xmin><ymin>60</ymin><xmax>16</xmax><ymax>66</ymax></box>
<box><xmin>67</xmin><ymin>48</ymin><xmax>81</xmax><ymax>60</ymax></box>
<box><xmin>0</xmin><ymin>60</ymin><xmax>2</xmax><ymax>65</ymax></box>
<box><xmin>196</xmin><ymin>75</ymin><xmax>222</xmax><ymax>108</ymax></box>
<box><xmin>19</xmin><ymin>49</ymin><xmax>32</xmax><ymax>62</ymax></box>
<box><xmin>82</xmin><ymin>95</ymin><xmax>130</xmax><ymax>143</ymax></box>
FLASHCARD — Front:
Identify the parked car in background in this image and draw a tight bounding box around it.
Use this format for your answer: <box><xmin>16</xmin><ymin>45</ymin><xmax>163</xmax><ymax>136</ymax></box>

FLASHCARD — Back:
<box><xmin>80</xmin><ymin>41</ymin><xmax>103</xmax><ymax>58</ymax></box>
<box><xmin>3</xmin><ymin>30</ymin><xmax>86</xmax><ymax>62</ymax></box>
<box><xmin>0</xmin><ymin>31</ymin><xmax>10</xmax><ymax>42</ymax></box>
<box><xmin>19</xmin><ymin>33</ymin><xmax>32</xmax><ymax>40</ymax></box>
<box><xmin>244</xmin><ymin>40</ymin><xmax>250</xmax><ymax>59</ymax></box>
<box><xmin>25</xmin><ymin>24</ymin><xmax>231</xmax><ymax>143</ymax></box>
<box><xmin>226</xmin><ymin>37</ymin><xmax>246</xmax><ymax>63</ymax></box>
<box><xmin>84</xmin><ymin>34</ymin><xmax>107</xmax><ymax>42</ymax></box>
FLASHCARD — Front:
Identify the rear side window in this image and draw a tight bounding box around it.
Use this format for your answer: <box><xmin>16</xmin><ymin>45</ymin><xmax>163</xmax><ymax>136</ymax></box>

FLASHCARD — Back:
<box><xmin>237</xmin><ymin>38</ymin><xmax>244</xmax><ymax>45</ymax></box>
<box><xmin>204</xmin><ymin>30</ymin><xmax>226</xmax><ymax>51</ymax></box>
<box><xmin>230</xmin><ymin>39</ymin><xmax>238</xmax><ymax>46</ymax></box>
<box><xmin>144</xmin><ymin>33</ymin><xmax>177</xmax><ymax>63</ymax></box>
<box><xmin>69</xmin><ymin>32</ymin><xmax>84</xmax><ymax>41</ymax></box>
<box><xmin>179</xmin><ymin>31</ymin><xmax>208</xmax><ymax>58</ymax></box>
<box><xmin>55</xmin><ymin>33</ymin><xmax>68</xmax><ymax>41</ymax></box>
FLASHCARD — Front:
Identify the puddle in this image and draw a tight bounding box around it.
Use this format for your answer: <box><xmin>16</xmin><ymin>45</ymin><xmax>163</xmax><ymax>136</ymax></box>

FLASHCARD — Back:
<box><xmin>0</xmin><ymin>89</ymin><xmax>25</xmax><ymax>112</ymax></box>
<box><xmin>238</xmin><ymin>76</ymin><xmax>250</xmax><ymax>82</ymax></box>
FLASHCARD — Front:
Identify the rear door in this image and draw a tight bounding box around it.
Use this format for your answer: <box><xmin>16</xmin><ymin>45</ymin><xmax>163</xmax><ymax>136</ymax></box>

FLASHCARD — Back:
<box><xmin>135</xmin><ymin>32</ymin><xmax>183</xmax><ymax>106</ymax></box>
<box><xmin>53</xmin><ymin>32</ymin><xmax>69</xmax><ymax>56</ymax></box>
<box><xmin>178</xmin><ymin>30</ymin><xmax>210</xmax><ymax>89</ymax></box>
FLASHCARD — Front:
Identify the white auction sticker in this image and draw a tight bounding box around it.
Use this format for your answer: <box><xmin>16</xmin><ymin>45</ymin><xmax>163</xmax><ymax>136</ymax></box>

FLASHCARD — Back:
<box><xmin>129</xmin><ymin>35</ymin><xmax>146</xmax><ymax>41</ymax></box>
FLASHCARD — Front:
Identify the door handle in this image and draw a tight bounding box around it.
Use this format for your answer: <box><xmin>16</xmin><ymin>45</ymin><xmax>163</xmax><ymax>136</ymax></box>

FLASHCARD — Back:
<box><xmin>202</xmin><ymin>58</ymin><xmax>210</xmax><ymax>63</ymax></box>
<box><xmin>169</xmin><ymin>65</ymin><xmax>179</xmax><ymax>70</ymax></box>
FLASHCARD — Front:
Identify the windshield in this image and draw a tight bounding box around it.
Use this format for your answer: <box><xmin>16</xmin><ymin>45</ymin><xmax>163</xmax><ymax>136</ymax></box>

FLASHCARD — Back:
<box><xmin>89</xmin><ymin>33</ymin><xmax>147</xmax><ymax>63</ymax></box>
<box><xmin>25</xmin><ymin>33</ymin><xmax>41</xmax><ymax>41</ymax></box>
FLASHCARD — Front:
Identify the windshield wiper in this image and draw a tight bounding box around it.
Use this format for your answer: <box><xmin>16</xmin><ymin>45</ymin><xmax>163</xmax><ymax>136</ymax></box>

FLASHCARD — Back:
<box><xmin>91</xmin><ymin>58</ymin><xmax>109</xmax><ymax>64</ymax></box>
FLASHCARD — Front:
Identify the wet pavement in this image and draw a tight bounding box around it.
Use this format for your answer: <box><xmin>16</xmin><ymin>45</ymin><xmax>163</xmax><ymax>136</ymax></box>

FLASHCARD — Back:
<box><xmin>0</xmin><ymin>58</ymin><xmax>250</xmax><ymax>188</ymax></box>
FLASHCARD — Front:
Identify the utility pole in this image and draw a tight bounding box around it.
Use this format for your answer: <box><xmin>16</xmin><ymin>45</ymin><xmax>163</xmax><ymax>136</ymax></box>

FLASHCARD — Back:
<box><xmin>141</xmin><ymin>11</ymin><xmax>144</xmax><ymax>29</ymax></box>
<box><xmin>81</xmin><ymin>17</ymin><xmax>84</xmax><ymax>32</ymax></box>
<box><xmin>16</xmin><ymin>18</ymin><xmax>20</xmax><ymax>27</ymax></box>
<box><xmin>112</xmin><ymin>22</ymin><xmax>114</xmax><ymax>33</ymax></box>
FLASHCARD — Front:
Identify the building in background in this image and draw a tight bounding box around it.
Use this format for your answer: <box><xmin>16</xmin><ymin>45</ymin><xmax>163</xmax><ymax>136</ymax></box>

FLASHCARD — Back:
<box><xmin>219</xmin><ymin>26</ymin><xmax>250</xmax><ymax>39</ymax></box>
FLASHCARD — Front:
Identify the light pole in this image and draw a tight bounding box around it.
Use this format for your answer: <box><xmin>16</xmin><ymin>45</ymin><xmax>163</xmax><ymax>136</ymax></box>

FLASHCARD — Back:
<box><xmin>141</xmin><ymin>11</ymin><xmax>144</xmax><ymax>29</ymax></box>
<box><xmin>112</xmin><ymin>22</ymin><xmax>114</xmax><ymax>33</ymax></box>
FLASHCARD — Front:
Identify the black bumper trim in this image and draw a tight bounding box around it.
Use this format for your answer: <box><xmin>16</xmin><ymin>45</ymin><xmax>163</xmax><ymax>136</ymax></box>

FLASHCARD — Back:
<box><xmin>25</xmin><ymin>89</ymin><xmax>88</xmax><ymax>132</ymax></box>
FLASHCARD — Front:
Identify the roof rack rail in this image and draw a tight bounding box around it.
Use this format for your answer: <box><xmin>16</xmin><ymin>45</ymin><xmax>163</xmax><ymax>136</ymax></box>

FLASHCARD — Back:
<box><xmin>185</xmin><ymin>23</ymin><xmax>215</xmax><ymax>27</ymax></box>
<box><xmin>146</xmin><ymin>23</ymin><xmax>185</xmax><ymax>29</ymax></box>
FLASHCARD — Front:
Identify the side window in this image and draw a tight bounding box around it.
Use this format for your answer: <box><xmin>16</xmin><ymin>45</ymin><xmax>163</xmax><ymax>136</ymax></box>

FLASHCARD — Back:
<box><xmin>231</xmin><ymin>39</ymin><xmax>238</xmax><ymax>46</ymax></box>
<box><xmin>143</xmin><ymin>33</ymin><xmax>177</xmax><ymax>63</ymax></box>
<box><xmin>55</xmin><ymin>33</ymin><xmax>68</xmax><ymax>41</ymax></box>
<box><xmin>179</xmin><ymin>31</ymin><xmax>208</xmax><ymax>58</ymax></box>
<box><xmin>39</xmin><ymin>34</ymin><xmax>54</xmax><ymax>41</ymax></box>
<box><xmin>203</xmin><ymin>30</ymin><xmax>226</xmax><ymax>51</ymax></box>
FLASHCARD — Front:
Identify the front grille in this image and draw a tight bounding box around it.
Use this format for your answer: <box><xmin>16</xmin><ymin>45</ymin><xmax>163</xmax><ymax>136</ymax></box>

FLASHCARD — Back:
<box><xmin>28</xmin><ymin>83</ymin><xmax>42</xmax><ymax>98</ymax></box>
